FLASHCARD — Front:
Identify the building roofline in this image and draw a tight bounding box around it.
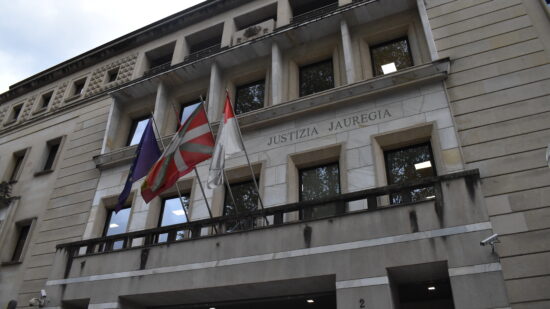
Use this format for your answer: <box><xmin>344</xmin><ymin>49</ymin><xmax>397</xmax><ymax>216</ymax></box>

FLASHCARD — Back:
<box><xmin>0</xmin><ymin>0</ymin><xmax>246</xmax><ymax>103</ymax></box>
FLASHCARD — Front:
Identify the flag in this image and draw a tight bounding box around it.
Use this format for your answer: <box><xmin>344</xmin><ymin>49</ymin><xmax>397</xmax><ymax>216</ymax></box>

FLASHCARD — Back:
<box><xmin>207</xmin><ymin>93</ymin><xmax>244</xmax><ymax>189</ymax></box>
<box><xmin>115</xmin><ymin>118</ymin><xmax>161</xmax><ymax>212</ymax></box>
<box><xmin>141</xmin><ymin>103</ymin><xmax>214</xmax><ymax>203</ymax></box>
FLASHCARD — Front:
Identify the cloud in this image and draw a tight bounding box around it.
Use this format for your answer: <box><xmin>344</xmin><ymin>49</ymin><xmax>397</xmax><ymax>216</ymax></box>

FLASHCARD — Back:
<box><xmin>0</xmin><ymin>0</ymin><xmax>204</xmax><ymax>93</ymax></box>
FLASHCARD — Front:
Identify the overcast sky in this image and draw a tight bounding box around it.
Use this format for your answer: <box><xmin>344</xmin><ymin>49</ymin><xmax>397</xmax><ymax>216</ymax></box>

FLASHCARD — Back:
<box><xmin>0</xmin><ymin>0</ymin><xmax>205</xmax><ymax>93</ymax></box>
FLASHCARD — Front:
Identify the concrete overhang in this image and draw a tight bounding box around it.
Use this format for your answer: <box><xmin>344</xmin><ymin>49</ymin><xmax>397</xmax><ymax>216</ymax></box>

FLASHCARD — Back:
<box><xmin>110</xmin><ymin>0</ymin><xmax>417</xmax><ymax>103</ymax></box>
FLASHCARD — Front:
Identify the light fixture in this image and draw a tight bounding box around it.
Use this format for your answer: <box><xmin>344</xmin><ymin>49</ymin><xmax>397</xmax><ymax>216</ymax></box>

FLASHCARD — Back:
<box><xmin>428</xmin><ymin>286</ymin><xmax>436</xmax><ymax>291</ymax></box>
<box><xmin>381</xmin><ymin>62</ymin><xmax>397</xmax><ymax>74</ymax></box>
<box><xmin>172</xmin><ymin>209</ymin><xmax>186</xmax><ymax>216</ymax></box>
<box><xmin>209</xmin><ymin>307</ymin><xmax>216</xmax><ymax>309</ymax></box>
<box><xmin>426</xmin><ymin>195</ymin><xmax>436</xmax><ymax>199</ymax></box>
<box><xmin>414</xmin><ymin>161</ymin><xmax>432</xmax><ymax>170</ymax></box>
<box><xmin>306</xmin><ymin>299</ymin><xmax>315</xmax><ymax>303</ymax></box>
<box><xmin>109</xmin><ymin>223</ymin><xmax>119</xmax><ymax>228</ymax></box>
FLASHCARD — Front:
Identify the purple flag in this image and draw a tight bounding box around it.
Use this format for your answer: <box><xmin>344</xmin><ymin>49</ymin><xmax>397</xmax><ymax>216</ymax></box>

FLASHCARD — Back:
<box><xmin>115</xmin><ymin>118</ymin><xmax>161</xmax><ymax>212</ymax></box>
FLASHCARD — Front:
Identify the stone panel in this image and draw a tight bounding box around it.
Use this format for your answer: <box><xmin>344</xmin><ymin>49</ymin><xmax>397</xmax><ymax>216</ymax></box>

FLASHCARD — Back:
<box><xmin>481</xmin><ymin>168</ymin><xmax>550</xmax><ymax>197</ymax></box>
<box><xmin>501</xmin><ymin>251</ymin><xmax>550</xmax><ymax>280</ymax></box>
<box><xmin>505</xmin><ymin>276</ymin><xmax>550</xmax><ymax>304</ymax></box>
<box><xmin>430</xmin><ymin>0</ymin><xmax>522</xmax><ymax>29</ymax></box>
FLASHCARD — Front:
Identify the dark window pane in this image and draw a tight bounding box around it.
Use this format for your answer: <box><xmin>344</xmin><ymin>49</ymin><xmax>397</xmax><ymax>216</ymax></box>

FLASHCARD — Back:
<box><xmin>43</xmin><ymin>142</ymin><xmax>60</xmax><ymax>171</ymax></box>
<box><xmin>107</xmin><ymin>68</ymin><xmax>119</xmax><ymax>83</ymax></box>
<box><xmin>158</xmin><ymin>196</ymin><xmax>189</xmax><ymax>242</ymax></box>
<box><xmin>384</xmin><ymin>143</ymin><xmax>436</xmax><ymax>204</ymax></box>
<box><xmin>127</xmin><ymin>117</ymin><xmax>149</xmax><ymax>146</ymax></box>
<box><xmin>223</xmin><ymin>180</ymin><xmax>259</xmax><ymax>231</ymax></box>
<box><xmin>371</xmin><ymin>38</ymin><xmax>413</xmax><ymax>76</ymax></box>
<box><xmin>235</xmin><ymin>80</ymin><xmax>265</xmax><ymax>115</ymax></box>
<box><xmin>11</xmin><ymin>224</ymin><xmax>30</xmax><ymax>262</ymax></box>
<box><xmin>9</xmin><ymin>153</ymin><xmax>25</xmax><ymax>182</ymax></box>
<box><xmin>299</xmin><ymin>59</ymin><xmax>334</xmax><ymax>97</ymax></box>
<box><xmin>11</xmin><ymin>105</ymin><xmax>22</xmax><ymax>121</ymax></box>
<box><xmin>299</xmin><ymin>163</ymin><xmax>341</xmax><ymax>219</ymax></box>
<box><xmin>41</xmin><ymin>92</ymin><xmax>53</xmax><ymax>109</ymax></box>
<box><xmin>73</xmin><ymin>79</ymin><xmax>86</xmax><ymax>96</ymax></box>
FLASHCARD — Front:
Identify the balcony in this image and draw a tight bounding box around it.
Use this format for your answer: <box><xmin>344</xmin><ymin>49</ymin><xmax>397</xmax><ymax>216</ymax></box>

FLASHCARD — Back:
<box><xmin>46</xmin><ymin>169</ymin><xmax>501</xmax><ymax>308</ymax></box>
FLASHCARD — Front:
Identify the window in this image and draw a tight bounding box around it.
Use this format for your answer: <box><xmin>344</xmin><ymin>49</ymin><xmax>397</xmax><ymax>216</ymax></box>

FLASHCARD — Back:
<box><xmin>127</xmin><ymin>117</ymin><xmax>149</xmax><ymax>146</ymax></box>
<box><xmin>234</xmin><ymin>80</ymin><xmax>265</xmax><ymax>115</ymax></box>
<box><xmin>41</xmin><ymin>138</ymin><xmax>62</xmax><ymax>172</ymax></box>
<box><xmin>178</xmin><ymin>99</ymin><xmax>202</xmax><ymax>128</ymax></box>
<box><xmin>7</xmin><ymin>104</ymin><xmax>23</xmax><ymax>123</ymax></box>
<box><xmin>106</xmin><ymin>67</ymin><xmax>119</xmax><ymax>83</ymax></box>
<box><xmin>371</xmin><ymin>37</ymin><xmax>414</xmax><ymax>76</ymax></box>
<box><xmin>11</xmin><ymin>223</ymin><xmax>30</xmax><ymax>262</ymax></box>
<box><xmin>39</xmin><ymin>91</ymin><xmax>53</xmax><ymax>110</ymax></box>
<box><xmin>223</xmin><ymin>179</ymin><xmax>259</xmax><ymax>231</ymax></box>
<box><xmin>8</xmin><ymin>151</ymin><xmax>26</xmax><ymax>182</ymax></box>
<box><xmin>299</xmin><ymin>59</ymin><xmax>334</xmax><ymax>97</ymax></box>
<box><xmin>103</xmin><ymin>207</ymin><xmax>131</xmax><ymax>250</ymax></box>
<box><xmin>185</xmin><ymin>24</ymin><xmax>224</xmax><ymax>62</ymax></box>
<box><xmin>299</xmin><ymin>163</ymin><xmax>342</xmax><ymax>219</ymax></box>
<box><xmin>71</xmin><ymin>78</ymin><xmax>87</xmax><ymax>97</ymax></box>
<box><xmin>144</xmin><ymin>42</ymin><xmax>175</xmax><ymax>75</ymax></box>
<box><xmin>158</xmin><ymin>196</ymin><xmax>189</xmax><ymax>242</ymax></box>
<box><xmin>384</xmin><ymin>143</ymin><xmax>436</xmax><ymax>204</ymax></box>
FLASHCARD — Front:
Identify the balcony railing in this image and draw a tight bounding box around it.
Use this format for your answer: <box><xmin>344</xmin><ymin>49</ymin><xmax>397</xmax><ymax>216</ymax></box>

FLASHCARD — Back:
<box><xmin>291</xmin><ymin>2</ymin><xmax>339</xmax><ymax>24</ymax></box>
<box><xmin>57</xmin><ymin>170</ymin><xmax>479</xmax><ymax>262</ymax></box>
<box><xmin>143</xmin><ymin>62</ymin><xmax>172</xmax><ymax>77</ymax></box>
<box><xmin>184</xmin><ymin>44</ymin><xmax>225</xmax><ymax>63</ymax></box>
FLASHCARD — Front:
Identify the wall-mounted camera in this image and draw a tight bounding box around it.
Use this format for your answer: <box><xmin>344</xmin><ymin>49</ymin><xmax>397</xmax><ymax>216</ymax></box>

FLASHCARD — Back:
<box><xmin>480</xmin><ymin>233</ymin><xmax>499</xmax><ymax>253</ymax></box>
<box><xmin>28</xmin><ymin>290</ymin><xmax>48</xmax><ymax>307</ymax></box>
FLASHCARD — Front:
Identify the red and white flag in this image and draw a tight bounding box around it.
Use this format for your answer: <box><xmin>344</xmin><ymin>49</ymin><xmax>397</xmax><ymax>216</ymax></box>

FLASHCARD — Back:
<box><xmin>207</xmin><ymin>93</ymin><xmax>244</xmax><ymax>189</ymax></box>
<box><xmin>141</xmin><ymin>103</ymin><xmax>214</xmax><ymax>203</ymax></box>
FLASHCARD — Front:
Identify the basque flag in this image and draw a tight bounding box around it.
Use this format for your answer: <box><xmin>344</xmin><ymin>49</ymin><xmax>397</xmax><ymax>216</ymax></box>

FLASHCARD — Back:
<box><xmin>115</xmin><ymin>118</ymin><xmax>161</xmax><ymax>212</ymax></box>
<box><xmin>141</xmin><ymin>103</ymin><xmax>215</xmax><ymax>203</ymax></box>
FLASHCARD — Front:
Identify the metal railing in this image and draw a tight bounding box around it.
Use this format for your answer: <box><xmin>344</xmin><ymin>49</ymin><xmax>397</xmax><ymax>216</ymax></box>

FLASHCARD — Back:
<box><xmin>291</xmin><ymin>2</ymin><xmax>339</xmax><ymax>24</ymax></box>
<box><xmin>184</xmin><ymin>44</ymin><xmax>225</xmax><ymax>63</ymax></box>
<box><xmin>57</xmin><ymin>170</ymin><xmax>479</xmax><ymax>258</ymax></box>
<box><xmin>143</xmin><ymin>62</ymin><xmax>172</xmax><ymax>77</ymax></box>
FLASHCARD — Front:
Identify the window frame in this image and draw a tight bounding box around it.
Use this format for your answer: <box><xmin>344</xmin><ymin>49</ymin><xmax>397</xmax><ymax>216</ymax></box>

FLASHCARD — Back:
<box><xmin>36</xmin><ymin>90</ymin><xmax>54</xmax><ymax>112</ymax></box>
<box><xmin>234</xmin><ymin>79</ymin><xmax>266</xmax><ymax>115</ymax></box>
<box><xmin>5</xmin><ymin>104</ymin><xmax>23</xmax><ymax>125</ymax></box>
<box><xmin>126</xmin><ymin>116</ymin><xmax>149</xmax><ymax>146</ymax></box>
<box><xmin>177</xmin><ymin>99</ymin><xmax>203</xmax><ymax>130</ymax></box>
<box><xmin>298</xmin><ymin>58</ymin><xmax>335</xmax><ymax>97</ymax></box>
<box><xmin>105</xmin><ymin>67</ymin><xmax>120</xmax><ymax>84</ymax></box>
<box><xmin>370</xmin><ymin>36</ymin><xmax>414</xmax><ymax>77</ymax></box>
<box><xmin>36</xmin><ymin>137</ymin><xmax>64</xmax><ymax>175</ymax></box>
<box><xmin>222</xmin><ymin>178</ymin><xmax>261</xmax><ymax>231</ymax></box>
<box><xmin>10</xmin><ymin>223</ymin><xmax>31</xmax><ymax>262</ymax></box>
<box><xmin>6</xmin><ymin>149</ymin><xmax>28</xmax><ymax>183</ymax></box>
<box><xmin>298</xmin><ymin>162</ymin><xmax>344</xmax><ymax>220</ymax></box>
<box><xmin>102</xmin><ymin>206</ymin><xmax>131</xmax><ymax>237</ymax></box>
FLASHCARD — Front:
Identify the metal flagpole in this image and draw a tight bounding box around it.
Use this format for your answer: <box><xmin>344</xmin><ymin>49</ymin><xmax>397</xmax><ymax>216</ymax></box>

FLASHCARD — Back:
<box><xmin>169</xmin><ymin>102</ymin><xmax>218</xmax><ymax>234</ymax></box>
<box><xmin>200</xmin><ymin>95</ymin><xmax>244</xmax><ymax>231</ymax></box>
<box><xmin>224</xmin><ymin>90</ymin><xmax>269</xmax><ymax>226</ymax></box>
<box><xmin>149</xmin><ymin>113</ymin><xmax>191</xmax><ymax>228</ymax></box>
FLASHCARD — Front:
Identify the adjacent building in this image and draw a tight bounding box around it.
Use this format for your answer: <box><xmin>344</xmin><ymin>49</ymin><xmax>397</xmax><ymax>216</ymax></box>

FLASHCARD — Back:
<box><xmin>1</xmin><ymin>0</ymin><xmax>549</xmax><ymax>308</ymax></box>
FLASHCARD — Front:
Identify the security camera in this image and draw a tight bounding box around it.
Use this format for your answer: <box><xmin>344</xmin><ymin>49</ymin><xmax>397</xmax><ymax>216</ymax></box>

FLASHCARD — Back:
<box><xmin>40</xmin><ymin>290</ymin><xmax>47</xmax><ymax>298</ymax></box>
<box><xmin>480</xmin><ymin>233</ymin><xmax>500</xmax><ymax>253</ymax></box>
<box><xmin>480</xmin><ymin>233</ymin><xmax>499</xmax><ymax>246</ymax></box>
<box><xmin>29</xmin><ymin>298</ymin><xmax>40</xmax><ymax>307</ymax></box>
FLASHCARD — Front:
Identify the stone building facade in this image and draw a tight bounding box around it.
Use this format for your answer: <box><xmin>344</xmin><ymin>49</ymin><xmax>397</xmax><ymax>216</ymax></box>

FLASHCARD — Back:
<box><xmin>0</xmin><ymin>0</ymin><xmax>549</xmax><ymax>308</ymax></box>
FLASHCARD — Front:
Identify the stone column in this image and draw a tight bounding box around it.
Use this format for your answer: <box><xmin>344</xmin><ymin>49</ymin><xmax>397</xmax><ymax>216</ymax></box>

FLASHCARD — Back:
<box><xmin>417</xmin><ymin>0</ymin><xmax>439</xmax><ymax>61</ymax></box>
<box><xmin>207</xmin><ymin>62</ymin><xmax>223</xmax><ymax>121</ymax></box>
<box><xmin>221</xmin><ymin>18</ymin><xmax>236</xmax><ymax>48</ymax></box>
<box><xmin>277</xmin><ymin>0</ymin><xmax>291</xmax><ymax>27</ymax></box>
<box><xmin>340</xmin><ymin>19</ymin><xmax>356</xmax><ymax>84</ymax></box>
<box><xmin>153</xmin><ymin>82</ymin><xmax>169</xmax><ymax>135</ymax></box>
<box><xmin>172</xmin><ymin>37</ymin><xmax>188</xmax><ymax>65</ymax></box>
<box><xmin>271</xmin><ymin>42</ymin><xmax>284</xmax><ymax>105</ymax></box>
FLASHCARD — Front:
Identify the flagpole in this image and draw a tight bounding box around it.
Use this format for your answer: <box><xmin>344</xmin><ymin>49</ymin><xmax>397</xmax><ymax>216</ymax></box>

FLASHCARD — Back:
<box><xmin>168</xmin><ymin>102</ymin><xmax>218</xmax><ymax>234</ymax></box>
<box><xmin>224</xmin><ymin>90</ymin><xmax>269</xmax><ymax>226</ymax></box>
<box><xmin>201</xmin><ymin>96</ymin><xmax>244</xmax><ymax>231</ymax></box>
<box><xmin>149</xmin><ymin>113</ymin><xmax>192</xmax><ymax>229</ymax></box>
